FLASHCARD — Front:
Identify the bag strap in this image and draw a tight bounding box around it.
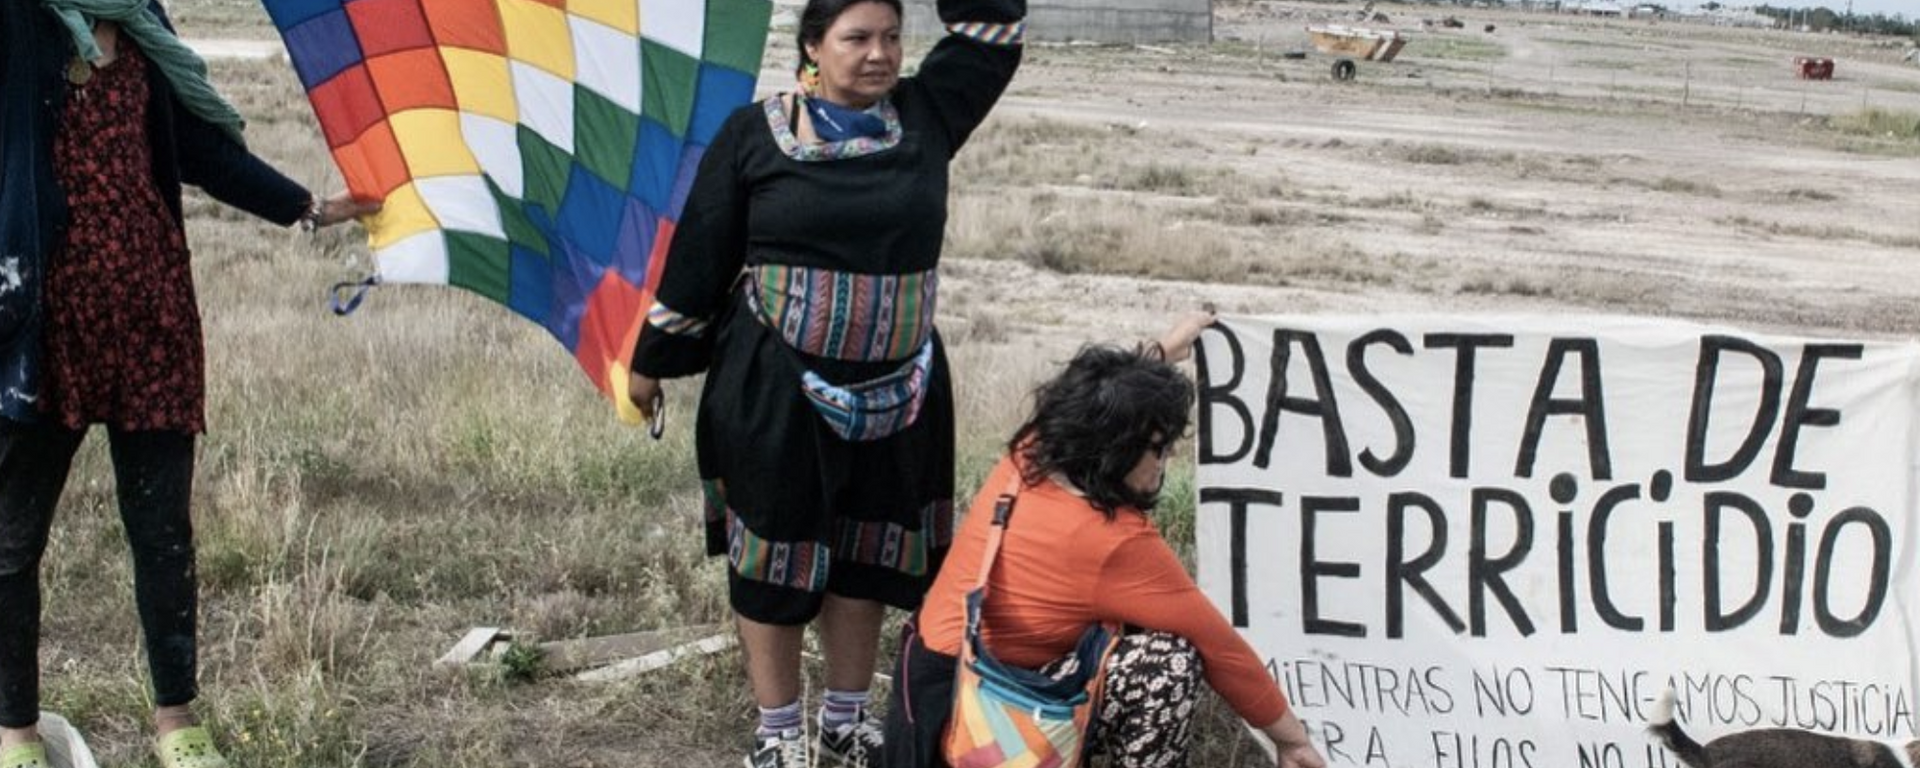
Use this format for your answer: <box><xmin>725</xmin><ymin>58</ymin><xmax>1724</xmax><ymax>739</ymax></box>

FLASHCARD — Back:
<box><xmin>964</xmin><ymin>468</ymin><xmax>1125</xmax><ymax>709</ymax></box>
<box><xmin>970</xmin><ymin>470</ymin><xmax>1027</xmax><ymax>596</ymax></box>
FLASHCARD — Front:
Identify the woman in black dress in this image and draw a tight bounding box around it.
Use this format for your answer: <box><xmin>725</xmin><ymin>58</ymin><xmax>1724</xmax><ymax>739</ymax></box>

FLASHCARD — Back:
<box><xmin>625</xmin><ymin>0</ymin><xmax>1023</xmax><ymax>764</ymax></box>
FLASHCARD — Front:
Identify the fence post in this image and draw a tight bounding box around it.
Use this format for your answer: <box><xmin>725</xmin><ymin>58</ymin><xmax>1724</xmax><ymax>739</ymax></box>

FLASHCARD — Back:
<box><xmin>1683</xmin><ymin>60</ymin><xmax>1692</xmax><ymax>107</ymax></box>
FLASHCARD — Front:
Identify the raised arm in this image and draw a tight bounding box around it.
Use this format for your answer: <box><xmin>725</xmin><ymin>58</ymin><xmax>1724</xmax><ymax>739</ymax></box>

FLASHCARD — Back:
<box><xmin>904</xmin><ymin>0</ymin><xmax>1026</xmax><ymax>155</ymax></box>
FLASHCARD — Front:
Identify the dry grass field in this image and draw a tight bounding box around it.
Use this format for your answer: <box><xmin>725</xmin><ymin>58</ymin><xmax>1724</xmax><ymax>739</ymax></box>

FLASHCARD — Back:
<box><xmin>24</xmin><ymin>2</ymin><xmax>1920</xmax><ymax>766</ymax></box>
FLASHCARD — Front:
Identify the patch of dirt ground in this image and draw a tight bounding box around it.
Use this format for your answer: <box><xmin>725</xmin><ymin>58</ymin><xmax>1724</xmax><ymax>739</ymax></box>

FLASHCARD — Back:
<box><xmin>936</xmin><ymin>2</ymin><xmax>1920</xmax><ymax>352</ymax></box>
<box><xmin>189</xmin><ymin>7</ymin><xmax>1920</xmax><ymax>347</ymax></box>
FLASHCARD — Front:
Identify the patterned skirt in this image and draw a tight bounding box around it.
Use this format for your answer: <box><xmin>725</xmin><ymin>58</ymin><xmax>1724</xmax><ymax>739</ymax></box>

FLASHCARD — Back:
<box><xmin>694</xmin><ymin>290</ymin><xmax>955</xmax><ymax>623</ymax></box>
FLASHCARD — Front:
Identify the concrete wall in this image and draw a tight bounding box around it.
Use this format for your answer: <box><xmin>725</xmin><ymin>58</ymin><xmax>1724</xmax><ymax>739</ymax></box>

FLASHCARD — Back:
<box><xmin>902</xmin><ymin>0</ymin><xmax>1212</xmax><ymax>44</ymax></box>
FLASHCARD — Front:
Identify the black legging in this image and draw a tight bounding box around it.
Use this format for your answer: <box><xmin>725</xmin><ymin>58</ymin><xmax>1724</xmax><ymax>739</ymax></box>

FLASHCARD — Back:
<box><xmin>0</xmin><ymin>420</ymin><xmax>198</xmax><ymax>727</ymax></box>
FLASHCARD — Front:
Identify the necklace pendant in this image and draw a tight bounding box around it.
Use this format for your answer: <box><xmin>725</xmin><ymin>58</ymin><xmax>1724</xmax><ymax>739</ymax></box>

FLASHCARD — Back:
<box><xmin>66</xmin><ymin>57</ymin><xmax>93</xmax><ymax>87</ymax></box>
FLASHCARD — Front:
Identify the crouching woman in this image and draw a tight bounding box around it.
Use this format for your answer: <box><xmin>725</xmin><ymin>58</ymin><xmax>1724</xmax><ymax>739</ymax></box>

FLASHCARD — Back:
<box><xmin>881</xmin><ymin>314</ymin><xmax>1326</xmax><ymax>768</ymax></box>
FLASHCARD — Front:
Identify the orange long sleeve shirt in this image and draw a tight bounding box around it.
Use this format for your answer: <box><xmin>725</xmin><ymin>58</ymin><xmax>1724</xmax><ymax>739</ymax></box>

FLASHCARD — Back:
<box><xmin>919</xmin><ymin>456</ymin><xmax>1291</xmax><ymax>727</ymax></box>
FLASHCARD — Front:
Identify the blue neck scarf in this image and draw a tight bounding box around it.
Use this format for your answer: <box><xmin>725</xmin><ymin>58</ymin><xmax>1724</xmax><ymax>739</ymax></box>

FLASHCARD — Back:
<box><xmin>802</xmin><ymin>95</ymin><xmax>888</xmax><ymax>142</ymax></box>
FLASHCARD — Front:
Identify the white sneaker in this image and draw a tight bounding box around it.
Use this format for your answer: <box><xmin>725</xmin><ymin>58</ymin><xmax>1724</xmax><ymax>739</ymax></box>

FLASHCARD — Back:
<box><xmin>817</xmin><ymin>712</ymin><xmax>883</xmax><ymax>768</ymax></box>
<box><xmin>744</xmin><ymin>728</ymin><xmax>810</xmax><ymax>768</ymax></box>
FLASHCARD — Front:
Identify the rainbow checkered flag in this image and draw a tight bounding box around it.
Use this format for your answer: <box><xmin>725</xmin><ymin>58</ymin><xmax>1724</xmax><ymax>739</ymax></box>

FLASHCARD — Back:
<box><xmin>263</xmin><ymin>0</ymin><xmax>771</xmax><ymax>421</ymax></box>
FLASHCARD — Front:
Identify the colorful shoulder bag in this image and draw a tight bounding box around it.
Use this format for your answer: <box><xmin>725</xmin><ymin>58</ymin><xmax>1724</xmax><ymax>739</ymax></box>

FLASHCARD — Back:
<box><xmin>942</xmin><ymin>475</ymin><xmax>1121</xmax><ymax>768</ymax></box>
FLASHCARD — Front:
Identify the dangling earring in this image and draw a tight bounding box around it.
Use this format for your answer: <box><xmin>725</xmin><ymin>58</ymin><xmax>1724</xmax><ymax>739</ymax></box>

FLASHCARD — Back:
<box><xmin>799</xmin><ymin>62</ymin><xmax>822</xmax><ymax>97</ymax></box>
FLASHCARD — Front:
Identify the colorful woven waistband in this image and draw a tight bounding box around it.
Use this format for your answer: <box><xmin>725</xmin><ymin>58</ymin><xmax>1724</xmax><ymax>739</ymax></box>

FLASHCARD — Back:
<box><xmin>748</xmin><ymin>264</ymin><xmax>937</xmax><ymax>362</ymax></box>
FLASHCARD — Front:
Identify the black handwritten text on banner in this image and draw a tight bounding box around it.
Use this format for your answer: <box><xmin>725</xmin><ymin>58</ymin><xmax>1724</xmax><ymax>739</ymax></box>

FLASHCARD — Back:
<box><xmin>1193</xmin><ymin>316</ymin><xmax>1920</xmax><ymax>768</ymax></box>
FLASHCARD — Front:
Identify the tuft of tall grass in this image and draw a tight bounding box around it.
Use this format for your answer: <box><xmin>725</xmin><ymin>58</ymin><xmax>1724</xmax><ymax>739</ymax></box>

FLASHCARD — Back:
<box><xmin>1827</xmin><ymin>108</ymin><xmax>1920</xmax><ymax>140</ymax></box>
<box><xmin>1717</xmin><ymin>215</ymin><xmax>1920</xmax><ymax>250</ymax></box>
<box><xmin>1460</xmin><ymin>275</ymin><xmax>1557</xmax><ymax>298</ymax></box>
<box><xmin>1399</xmin><ymin>144</ymin><xmax>1471</xmax><ymax>165</ymax></box>
<box><xmin>1782</xmin><ymin>187</ymin><xmax>1839</xmax><ymax>202</ymax></box>
<box><xmin>948</xmin><ymin>191</ymin><xmax>1247</xmax><ymax>280</ymax></box>
<box><xmin>206</xmin><ymin>667</ymin><xmax>364</xmax><ymax>767</ymax></box>
<box><xmin>1651</xmin><ymin>176</ymin><xmax>1723</xmax><ymax>196</ymax></box>
<box><xmin>956</xmin><ymin>116</ymin><xmax>1285</xmax><ymax>201</ymax></box>
<box><xmin>1410</xmin><ymin>36</ymin><xmax>1508</xmax><ymax>63</ymax></box>
<box><xmin>1111</xmin><ymin>163</ymin><xmax>1200</xmax><ymax>194</ymax></box>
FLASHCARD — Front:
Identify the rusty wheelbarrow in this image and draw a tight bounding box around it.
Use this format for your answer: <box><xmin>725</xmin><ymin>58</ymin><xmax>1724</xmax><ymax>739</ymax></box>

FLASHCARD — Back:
<box><xmin>1307</xmin><ymin>24</ymin><xmax>1409</xmax><ymax>81</ymax></box>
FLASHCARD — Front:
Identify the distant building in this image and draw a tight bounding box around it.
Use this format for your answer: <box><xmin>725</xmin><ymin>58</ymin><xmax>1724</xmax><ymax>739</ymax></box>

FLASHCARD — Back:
<box><xmin>1563</xmin><ymin>0</ymin><xmax>1628</xmax><ymax>16</ymax></box>
<box><xmin>1697</xmin><ymin>6</ymin><xmax>1777</xmax><ymax>27</ymax></box>
<box><xmin>903</xmin><ymin>0</ymin><xmax>1212</xmax><ymax>43</ymax></box>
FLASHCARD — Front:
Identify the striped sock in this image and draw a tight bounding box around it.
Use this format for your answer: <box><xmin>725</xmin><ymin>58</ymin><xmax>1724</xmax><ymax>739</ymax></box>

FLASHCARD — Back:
<box><xmin>820</xmin><ymin>688</ymin><xmax>870</xmax><ymax>732</ymax></box>
<box><xmin>756</xmin><ymin>700</ymin><xmax>803</xmax><ymax>738</ymax></box>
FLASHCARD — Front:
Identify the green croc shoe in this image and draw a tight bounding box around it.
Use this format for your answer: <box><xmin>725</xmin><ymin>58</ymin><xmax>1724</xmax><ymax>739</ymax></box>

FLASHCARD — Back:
<box><xmin>0</xmin><ymin>743</ymin><xmax>48</xmax><ymax>768</ymax></box>
<box><xmin>155</xmin><ymin>726</ymin><xmax>230</xmax><ymax>768</ymax></box>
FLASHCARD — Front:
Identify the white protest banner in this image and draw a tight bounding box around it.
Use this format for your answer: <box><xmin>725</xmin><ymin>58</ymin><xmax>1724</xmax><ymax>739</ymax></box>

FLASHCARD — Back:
<box><xmin>1193</xmin><ymin>315</ymin><xmax>1920</xmax><ymax>768</ymax></box>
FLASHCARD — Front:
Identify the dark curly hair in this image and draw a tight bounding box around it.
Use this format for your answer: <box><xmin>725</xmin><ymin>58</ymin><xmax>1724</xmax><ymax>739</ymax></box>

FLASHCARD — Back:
<box><xmin>796</xmin><ymin>0</ymin><xmax>905</xmax><ymax>76</ymax></box>
<box><xmin>1009</xmin><ymin>344</ymin><xmax>1194</xmax><ymax>517</ymax></box>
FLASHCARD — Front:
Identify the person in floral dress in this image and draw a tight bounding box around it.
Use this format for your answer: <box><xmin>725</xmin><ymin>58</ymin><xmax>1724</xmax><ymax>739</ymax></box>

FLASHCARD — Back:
<box><xmin>0</xmin><ymin>3</ymin><xmax>375</xmax><ymax>767</ymax></box>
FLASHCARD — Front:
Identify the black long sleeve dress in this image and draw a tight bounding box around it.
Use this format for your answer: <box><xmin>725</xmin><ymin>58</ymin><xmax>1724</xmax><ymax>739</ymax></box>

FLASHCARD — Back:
<box><xmin>630</xmin><ymin>0</ymin><xmax>1024</xmax><ymax>624</ymax></box>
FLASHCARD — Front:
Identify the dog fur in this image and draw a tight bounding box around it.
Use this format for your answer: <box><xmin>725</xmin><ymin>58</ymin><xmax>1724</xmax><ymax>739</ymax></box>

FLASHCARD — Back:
<box><xmin>1647</xmin><ymin>688</ymin><xmax>1920</xmax><ymax>768</ymax></box>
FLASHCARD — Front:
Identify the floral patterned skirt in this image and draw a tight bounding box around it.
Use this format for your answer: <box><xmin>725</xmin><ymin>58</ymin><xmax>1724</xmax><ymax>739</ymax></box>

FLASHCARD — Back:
<box><xmin>45</xmin><ymin>43</ymin><xmax>204</xmax><ymax>433</ymax></box>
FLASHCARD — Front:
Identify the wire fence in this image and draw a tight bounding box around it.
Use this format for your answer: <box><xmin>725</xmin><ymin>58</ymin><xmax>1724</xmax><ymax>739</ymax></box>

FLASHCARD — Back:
<box><xmin>1447</xmin><ymin>50</ymin><xmax>1920</xmax><ymax>119</ymax></box>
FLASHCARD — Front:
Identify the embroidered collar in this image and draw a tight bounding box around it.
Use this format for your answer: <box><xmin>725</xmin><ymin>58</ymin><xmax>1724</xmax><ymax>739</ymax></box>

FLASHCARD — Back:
<box><xmin>763</xmin><ymin>94</ymin><xmax>902</xmax><ymax>162</ymax></box>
